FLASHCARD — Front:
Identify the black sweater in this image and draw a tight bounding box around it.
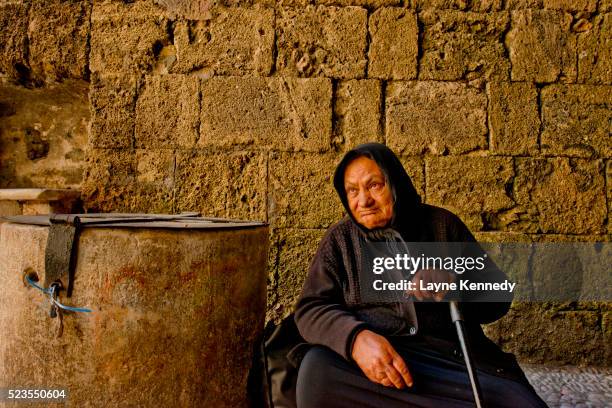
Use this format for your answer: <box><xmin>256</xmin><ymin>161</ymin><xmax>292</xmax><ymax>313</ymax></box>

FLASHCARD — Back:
<box><xmin>294</xmin><ymin>204</ymin><xmax>512</xmax><ymax>363</ymax></box>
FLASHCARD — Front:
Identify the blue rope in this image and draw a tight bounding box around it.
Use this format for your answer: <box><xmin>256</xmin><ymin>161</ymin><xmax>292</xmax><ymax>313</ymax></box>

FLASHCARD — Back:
<box><xmin>25</xmin><ymin>275</ymin><xmax>52</xmax><ymax>294</ymax></box>
<box><xmin>25</xmin><ymin>275</ymin><xmax>92</xmax><ymax>313</ymax></box>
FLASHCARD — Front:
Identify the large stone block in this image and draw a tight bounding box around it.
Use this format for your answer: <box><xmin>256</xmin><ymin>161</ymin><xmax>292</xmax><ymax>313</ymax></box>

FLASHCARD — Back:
<box><xmin>276</xmin><ymin>6</ymin><xmax>368</xmax><ymax>79</ymax></box>
<box><xmin>0</xmin><ymin>2</ymin><xmax>29</xmax><ymax>80</ymax></box>
<box><xmin>90</xmin><ymin>0</ymin><xmax>170</xmax><ymax>74</ymax></box>
<box><xmin>529</xmin><ymin>234</ymin><xmax>612</xmax><ymax>306</ymax></box>
<box><xmin>473</xmin><ymin>231</ymin><xmax>533</xmax><ymax>300</ymax></box>
<box><xmin>82</xmin><ymin>148</ymin><xmax>136</xmax><ymax>212</ymax></box>
<box><xmin>28</xmin><ymin>0</ymin><xmax>91</xmax><ymax>83</ymax></box>
<box><xmin>487</xmin><ymin>82</ymin><xmax>539</xmax><ymax>155</ymax></box>
<box><xmin>268</xmin><ymin>152</ymin><xmax>343</xmax><ymax>229</ymax></box>
<box><xmin>604</xmin><ymin>311</ymin><xmax>612</xmax><ymax>365</ymax></box>
<box><xmin>135</xmin><ymin>149</ymin><xmax>175</xmax><ymax>186</ymax></box>
<box><xmin>577</xmin><ymin>14</ymin><xmax>612</xmax><ymax>85</ymax></box>
<box><xmin>135</xmin><ymin>75</ymin><xmax>200</xmax><ymax>148</ymax></box>
<box><xmin>386</xmin><ymin>81</ymin><xmax>488</xmax><ymax>155</ymax></box>
<box><xmin>607</xmin><ymin>160</ymin><xmax>611</xmax><ymax>234</ymax></box>
<box><xmin>504</xmin><ymin>0</ymin><xmax>542</xmax><ymax>8</ymax></box>
<box><xmin>200</xmin><ymin>77</ymin><xmax>332</xmax><ymax>152</ymax></box>
<box><xmin>89</xmin><ymin>74</ymin><xmax>139</xmax><ymax>148</ymax></box>
<box><xmin>506</xmin><ymin>10</ymin><xmax>577</xmax><ymax>83</ymax></box>
<box><xmin>491</xmin><ymin>304</ymin><xmax>604</xmax><ymax>365</ymax></box>
<box><xmin>541</xmin><ymin>84</ymin><xmax>611</xmax><ymax>158</ymax></box>
<box><xmin>82</xmin><ymin>148</ymin><xmax>176</xmax><ymax>213</ymax></box>
<box><xmin>542</xmin><ymin>0</ymin><xmax>597</xmax><ymax>12</ymax></box>
<box><xmin>316</xmin><ymin>0</ymin><xmax>399</xmax><ymax>6</ymax></box>
<box><xmin>407</xmin><ymin>0</ymin><xmax>503</xmax><ymax>11</ymax></box>
<box><xmin>132</xmin><ymin>149</ymin><xmax>176</xmax><ymax>213</ymax></box>
<box><xmin>334</xmin><ymin>80</ymin><xmax>382</xmax><ymax>150</ymax></box>
<box><xmin>267</xmin><ymin>228</ymin><xmax>327</xmax><ymax>323</ymax></box>
<box><xmin>426</xmin><ymin>156</ymin><xmax>515</xmax><ymax>231</ymax></box>
<box><xmin>171</xmin><ymin>7</ymin><xmax>274</xmax><ymax>76</ymax></box>
<box><xmin>419</xmin><ymin>10</ymin><xmax>510</xmax><ymax>80</ymax></box>
<box><xmin>368</xmin><ymin>8</ymin><xmax>418</xmax><ymax>80</ymax></box>
<box><xmin>175</xmin><ymin>151</ymin><xmax>267</xmax><ymax>221</ymax></box>
<box><xmin>0</xmin><ymin>80</ymin><xmax>89</xmax><ymax>189</ymax></box>
<box><xmin>514</xmin><ymin>158</ymin><xmax>606</xmax><ymax>234</ymax></box>
<box><xmin>152</xmin><ymin>0</ymin><xmax>280</xmax><ymax>19</ymax></box>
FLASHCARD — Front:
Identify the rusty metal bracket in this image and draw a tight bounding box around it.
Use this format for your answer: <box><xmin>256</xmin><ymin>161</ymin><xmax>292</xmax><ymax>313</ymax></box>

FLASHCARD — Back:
<box><xmin>44</xmin><ymin>214</ymin><xmax>81</xmax><ymax>298</ymax></box>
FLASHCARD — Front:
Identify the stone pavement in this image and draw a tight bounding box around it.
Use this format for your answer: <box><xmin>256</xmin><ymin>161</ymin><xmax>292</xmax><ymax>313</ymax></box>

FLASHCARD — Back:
<box><xmin>522</xmin><ymin>364</ymin><xmax>611</xmax><ymax>408</ymax></box>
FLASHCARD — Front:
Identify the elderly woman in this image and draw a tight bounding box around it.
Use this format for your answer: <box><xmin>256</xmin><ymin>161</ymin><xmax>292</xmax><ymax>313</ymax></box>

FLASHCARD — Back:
<box><xmin>294</xmin><ymin>144</ymin><xmax>547</xmax><ymax>408</ymax></box>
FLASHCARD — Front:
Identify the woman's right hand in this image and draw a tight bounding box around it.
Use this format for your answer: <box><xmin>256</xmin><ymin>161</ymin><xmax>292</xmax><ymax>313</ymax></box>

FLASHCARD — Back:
<box><xmin>351</xmin><ymin>329</ymin><xmax>413</xmax><ymax>389</ymax></box>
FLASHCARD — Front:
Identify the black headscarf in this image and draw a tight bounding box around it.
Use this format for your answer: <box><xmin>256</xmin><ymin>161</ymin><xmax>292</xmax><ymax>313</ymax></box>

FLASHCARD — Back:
<box><xmin>333</xmin><ymin>143</ymin><xmax>422</xmax><ymax>241</ymax></box>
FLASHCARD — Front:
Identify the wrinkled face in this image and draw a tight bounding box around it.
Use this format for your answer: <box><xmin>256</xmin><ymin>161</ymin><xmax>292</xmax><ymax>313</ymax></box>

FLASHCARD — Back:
<box><xmin>343</xmin><ymin>156</ymin><xmax>394</xmax><ymax>230</ymax></box>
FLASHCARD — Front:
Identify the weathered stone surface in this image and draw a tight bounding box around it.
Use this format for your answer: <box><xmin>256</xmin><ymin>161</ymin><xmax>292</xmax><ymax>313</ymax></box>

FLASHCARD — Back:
<box><xmin>28</xmin><ymin>0</ymin><xmax>91</xmax><ymax>83</ymax></box>
<box><xmin>473</xmin><ymin>232</ymin><xmax>534</xmax><ymax>300</ymax></box>
<box><xmin>0</xmin><ymin>222</ymin><xmax>268</xmax><ymax>406</ymax></box>
<box><xmin>487</xmin><ymin>82</ymin><xmax>539</xmax><ymax>155</ymax></box>
<box><xmin>175</xmin><ymin>151</ymin><xmax>267</xmax><ymax>221</ymax></box>
<box><xmin>82</xmin><ymin>148</ymin><xmax>136</xmax><ymax>212</ymax></box>
<box><xmin>529</xmin><ymin>234</ymin><xmax>612</xmax><ymax>305</ymax></box>
<box><xmin>473</xmin><ymin>231</ymin><xmax>533</xmax><ymax>243</ymax></box>
<box><xmin>135</xmin><ymin>75</ymin><xmax>199</xmax><ymax>148</ymax></box>
<box><xmin>513</xmin><ymin>158</ymin><xmax>607</xmax><ymax>234</ymax></box>
<box><xmin>171</xmin><ymin>7</ymin><xmax>274</xmax><ymax>76</ymax></box>
<box><xmin>267</xmin><ymin>228</ymin><xmax>326</xmax><ymax>323</ymax></box>
<box><xmin>408</xmin><ymin>0</ymin><xmax>503</xmax><ymax>11</ymax></box>
<box><xmin>543</xmin><ymin>0</ymin><xmax>597</xmax><ymax>12</ymax></box>
<box><xmin>90</xmin><ymin>0</ymin><xmax>170</xmax><ymax>74</ymax></box>
<box><xmin>83</xmin><ymin>148</ymin><xmax>176</xmax><ymax>213</ymax></box>
<box><xmin>276</xmin><ymin>6</ymin><xmax>368</xmax><ymax>79</ymax></box>
<box><xmin>607</xmin><ymin>160</ymin><xmax>611</xmax><ymax>234</ymax></box>
<box><xmin>604</xmin><ymin>311</ymin><xmax>612</xmax><ymax>365</ymax></box>
<box><xmin>601</xmin><ymin>0</ymin><xmax>612</xmax><ymax>12</ymax></box>
<box><xmin>577</xmin><ymin>14</ymin><xmax>612</xmax><ymax>85</ymax></box>
<box><xmin>132</xmin><ymin>149</ymin><xmax>176</xmax><ymax>213</ymax></box>
<box><xmin>506</xmin><ymin>10</ymin><xmax>577</xmax><ymax>83</ymax></box>
<box><xmin>269</xmin><ymin>152</ymin><xmax>343</xmax><ymax>229</ymax></box>
<box><xmin>504</xmin><ymin>0</ymin><xmax>542</xmax><ymax>8</ymax></box>
<box><xmin>89</xmin><ymin>74</ymin><xmax>139</xmax><ymax>149</ymax></box>
<box><xmin>136</xmin><ymin>149</ymin><xmax>175</xmax><ymax>186</ymax></box>
<box><xmin>541</xmin><ymin>85</ymin><xmax>612</xmax><ymax>158</ymax></box>
<box><xmin>156</xmin><ymin>0</ymin><xmax>312</xmax><ymax>16</ymax></box>
<box><xmin>426</xmin><ymin>156</ymin><xmax>515</xmax><ymax>231</ymax></box>
<box><xmin>316</xmin><ymin>0</ymin><xmax>399</xmax><ymax>6</ymax></box>
<box><xmin>0</xmin><ymin>2</ymin><xmax>29</xmax><ymax>81</ymax></box>
<box><xmin>473</xmin><ymin>236</ymin><xmax>534</xmax><ymax>301</ymax></box>
<box><xmin>386</xmin><ymin>81</ymin><xmax>488</xmax><ymax>155</ymax></box>
<box><xmin>139</xmin><ymin>157</ymin><xmax>176</xmax><ymax>210</ymax></box>
<box><xmin>419</xmin><ymin>10</ymin><xmax>510</xmax><ymax>80</ymax></box>
<box><xmin>334</xmin><ymin>80</ymin><xmax>382</xmax><ymax>150</ymax></box>
<box><xmin>368</xmin><ymin>8</ymin><xmax>418</xmax><ymax>80</ymax></box>
<box><xmin>488</xmin><ymin>304</ymin><xmax>604</xmax><ymax>365</ymax></box>
<box><xmin>200</xmin><ymin>77</ymin><xmax>332</xmax><ymax>152</ymax></box>
<box><xmin>0</xmin><ymin>81</ymin><xmax>88</xmax><ymax>189</ymax></box>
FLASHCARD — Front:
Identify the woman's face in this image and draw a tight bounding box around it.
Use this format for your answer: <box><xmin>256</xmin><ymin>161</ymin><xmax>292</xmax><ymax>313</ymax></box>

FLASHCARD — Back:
<box><xmin>343</xmin><ymin>156</ymin><xmax>394</xmax><ymax>230</ymax></box>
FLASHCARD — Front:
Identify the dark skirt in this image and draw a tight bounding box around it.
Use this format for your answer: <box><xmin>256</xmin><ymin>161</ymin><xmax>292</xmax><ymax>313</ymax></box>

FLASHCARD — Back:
<box><xmin>296</xmin><ymin>342</ymin><xmax>548</xmax><ymax>408</ymax></box>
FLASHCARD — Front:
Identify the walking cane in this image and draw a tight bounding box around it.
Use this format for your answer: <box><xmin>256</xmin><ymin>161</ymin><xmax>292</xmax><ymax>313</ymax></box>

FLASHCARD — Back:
<box><xmin>449</xmin><ymin>300</ymin><xmax>484</xmax><ymax>408</ymax></box>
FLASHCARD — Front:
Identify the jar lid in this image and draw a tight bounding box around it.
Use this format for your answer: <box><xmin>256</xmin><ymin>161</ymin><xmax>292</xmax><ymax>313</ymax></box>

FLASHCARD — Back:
<box><xmin>1</xmin><ymin>212</ymin><xmax>266</xmax><ymax>230</ymax></box>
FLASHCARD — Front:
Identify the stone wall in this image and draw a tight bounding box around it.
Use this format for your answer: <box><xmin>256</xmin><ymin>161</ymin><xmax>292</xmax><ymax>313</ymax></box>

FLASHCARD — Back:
<box><xmin>0</xmin><ymin>0</ymin><xmax>610</xmax><ymax>365</ymax></box>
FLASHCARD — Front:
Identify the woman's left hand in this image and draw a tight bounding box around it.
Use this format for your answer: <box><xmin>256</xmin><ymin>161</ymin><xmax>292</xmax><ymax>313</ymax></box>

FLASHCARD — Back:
<box><xmin>406</xmin><ymin>268</ymin><xmax>456</xmax><ymax>302</ymax></box>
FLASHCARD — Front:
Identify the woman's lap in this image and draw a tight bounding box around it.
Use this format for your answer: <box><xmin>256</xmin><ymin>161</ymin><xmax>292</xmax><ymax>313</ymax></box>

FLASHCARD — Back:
<box><xmin>296</xmin><ymin>346</ymin><xmax>548</xmax><ymax>408</ymax></box>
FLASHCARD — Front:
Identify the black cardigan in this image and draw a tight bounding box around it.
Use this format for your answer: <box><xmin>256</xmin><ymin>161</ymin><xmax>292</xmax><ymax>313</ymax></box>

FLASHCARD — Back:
<box><xmin>294</xmin><ymin>204</ymin><xmax>514</xmax><ymax>372</ymax></box>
